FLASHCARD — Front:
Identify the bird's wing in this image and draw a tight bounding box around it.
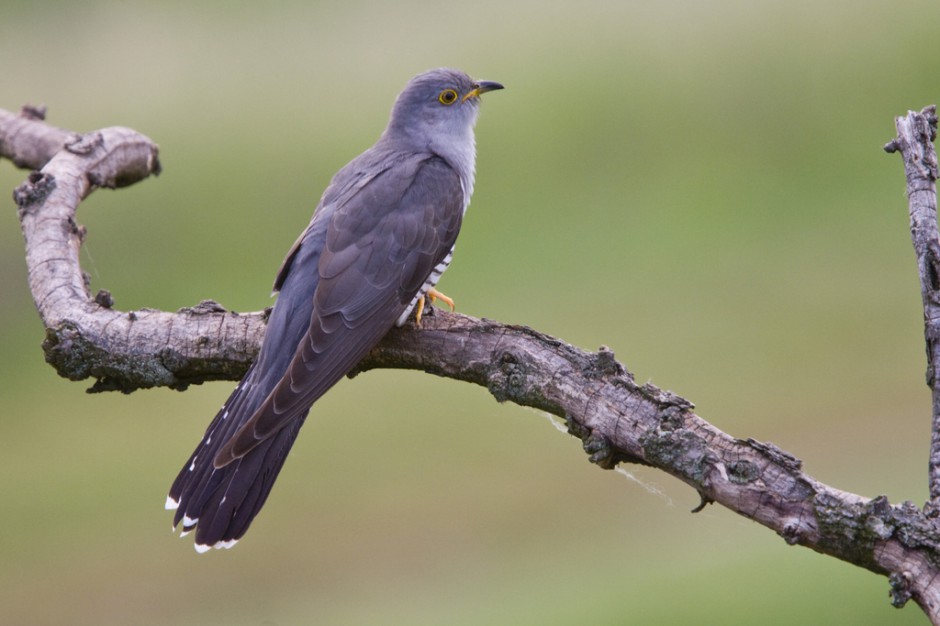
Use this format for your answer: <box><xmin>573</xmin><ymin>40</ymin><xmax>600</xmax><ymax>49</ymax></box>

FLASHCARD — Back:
<box><xmin>213</xmin><ymin>154</ymin><xmax>464</xmax><ymax>466</ymax></box>
<box><xmin>271</xmin><ymin>153</ymin><xmax>400</xmax><ymax>294</ymax></box>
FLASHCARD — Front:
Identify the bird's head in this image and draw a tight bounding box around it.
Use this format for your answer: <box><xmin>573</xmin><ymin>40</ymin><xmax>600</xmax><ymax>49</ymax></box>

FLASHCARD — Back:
<box><xmin>383</xmin><ymin>68</ymin><xmax>503</xmax><ymax>152</ymax></box>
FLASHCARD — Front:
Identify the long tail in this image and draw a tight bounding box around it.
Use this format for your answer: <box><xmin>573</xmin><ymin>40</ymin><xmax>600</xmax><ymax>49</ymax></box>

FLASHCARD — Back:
<box><xmin>166</xmin><ymin>363</ymin><xmax>307</xmax><ymax>552</ymax></box>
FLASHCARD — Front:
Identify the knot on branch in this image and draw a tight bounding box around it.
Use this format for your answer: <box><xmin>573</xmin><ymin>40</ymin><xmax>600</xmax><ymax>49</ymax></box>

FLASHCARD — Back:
<box><xmin>639</xmin><ymin>412</ymin><xmax>714</xmax><ymax>485</ymax></box>
<box><xmin>657</xmin><ymin>404</ymin><xmax>685</xmax><ymax>431</ymax></box>
<box><xmin>779</xmin><ymin>524</ymin><xmax>803</xmax><ymax>546</ymax></box>
<box><xmin>94</xmin><ymin>289</ymin><xmax>114</xmax><ymax>309</ymax></box>
<box><xmin>13</xmin><ymin>171</ymin><xmax>56</xmax><ymax>214</ymax></box>
<box><xmin>726</xmin><ymin>459</ymin><xmax>760</xmax><ymax>484</ymax></box>
<box><xmin>487</xmin><ymin>350</ymin><xmax>528</xmax><ymax>402</ymax></box>
<box><xmin>177</xmin><ymin>299</ymin><xmax>230</xmax><ymax>315</ymax></box>
<box><xmin>563</xmin><ymin>414</ymin><xmax>635</xmax><ymax>469</ymax></box>
<box><xmin>20</xmin><ymin>104</ymin><xmax>47</xmax><ymax>121</ymax></box>
<box><xmin>583</xmin><ymin>430</ymin><xmax>618</xmax><ymax>469</ymax></box>
<box><xmin>65</xmin><ymin>132</ymin><xmax>103</xmax><ymax>157</ymax></box>
<box><xmin>889</xmin><ymin>571</ymin><xmax>914</xmax><ymax>608</ymax></box>
<box><xmin>583</xmin><ymin>345</ymin><xmax>629</xmax><ymax>379</ymax></box>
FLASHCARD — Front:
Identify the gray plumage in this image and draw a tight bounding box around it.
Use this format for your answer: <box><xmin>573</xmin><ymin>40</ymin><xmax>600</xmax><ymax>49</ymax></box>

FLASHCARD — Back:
<box><xmin>166</xmin><ymin>68</ymin><xmax>502</xmax><ymax>552</ymax></box>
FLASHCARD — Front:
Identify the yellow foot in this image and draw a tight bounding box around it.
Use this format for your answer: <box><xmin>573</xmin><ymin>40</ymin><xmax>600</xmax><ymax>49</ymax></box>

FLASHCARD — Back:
<box><xmin>414</xmin><ymin>288</ymin><xmax>456</xmax><ymax>327</ymax></box>
<box><xmin>427</xmin><ymin>288</ymin><xmax>455</xmax><ymax>311</ymax></box>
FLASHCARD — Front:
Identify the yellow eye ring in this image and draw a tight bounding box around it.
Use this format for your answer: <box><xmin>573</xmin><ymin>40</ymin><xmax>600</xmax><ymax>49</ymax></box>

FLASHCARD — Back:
<box><xmin>438</xmin><ymin>89</ymin><xmax>458</xmax><ymax>105</ymax></box>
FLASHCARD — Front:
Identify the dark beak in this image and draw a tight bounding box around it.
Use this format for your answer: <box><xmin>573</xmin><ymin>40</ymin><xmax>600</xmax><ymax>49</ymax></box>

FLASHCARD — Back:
<box><xmin>474</xmin><ymin>80</ymin><xmax>504</xmax><ymax>94</ymax></box>
<box><xmin>464</xmin><ymin>80</ymin><xmax>504</xmax><ymax>101</ymax></box>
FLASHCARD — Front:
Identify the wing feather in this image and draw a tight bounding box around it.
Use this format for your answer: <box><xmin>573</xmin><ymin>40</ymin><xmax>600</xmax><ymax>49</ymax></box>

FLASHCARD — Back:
<box><xmin>213</xmin><ymin>155</ymin><xmax>465</xmax><ymax>465</ymax></box>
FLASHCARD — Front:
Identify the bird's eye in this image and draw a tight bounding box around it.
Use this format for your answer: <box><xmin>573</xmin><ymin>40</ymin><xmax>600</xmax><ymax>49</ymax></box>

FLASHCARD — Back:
<box><xmin>438</xmin><ymin>89</ymin><xmax>458</xmax><ymax>105</ymax></box>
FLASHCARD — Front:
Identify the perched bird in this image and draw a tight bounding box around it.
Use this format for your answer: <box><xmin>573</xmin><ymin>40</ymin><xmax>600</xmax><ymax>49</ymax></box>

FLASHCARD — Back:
<box><xmin>166</xmin><ymin>68</ymin><xmax>503</xmax><ymax>552</ymax></box>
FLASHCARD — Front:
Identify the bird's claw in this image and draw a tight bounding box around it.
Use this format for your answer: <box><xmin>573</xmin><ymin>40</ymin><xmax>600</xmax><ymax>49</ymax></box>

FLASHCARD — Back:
<box><xmin>414</xmin><ymin>288</ymin><xmax>455</xmax><ymax>327</ymax></box>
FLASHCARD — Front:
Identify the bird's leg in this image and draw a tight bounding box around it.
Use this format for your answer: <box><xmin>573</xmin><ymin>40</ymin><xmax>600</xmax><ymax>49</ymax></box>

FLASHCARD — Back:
<box><xmin>414</xmin><ymin>288</ymin><xmax>456</xmax><ymax>327</ymax></box>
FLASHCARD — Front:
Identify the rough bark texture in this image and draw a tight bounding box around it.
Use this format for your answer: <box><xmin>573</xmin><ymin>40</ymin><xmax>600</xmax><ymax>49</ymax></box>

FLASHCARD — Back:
<box><xmin>5</xmin><ymin>104</ymin><xmax>940</xmax><ymax>622</ymax></box>
<box><xmin>886</xmin><ymin>106</ymin><xmax>940</xmax><ymax>522</ymax></box>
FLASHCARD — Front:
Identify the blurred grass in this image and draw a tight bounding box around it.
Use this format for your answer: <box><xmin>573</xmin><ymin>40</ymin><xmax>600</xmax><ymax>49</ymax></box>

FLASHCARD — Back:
<box><xmin>1</xmin><ymin>0</ymin><xmax>937</xmax><ymax>623</ymax></box>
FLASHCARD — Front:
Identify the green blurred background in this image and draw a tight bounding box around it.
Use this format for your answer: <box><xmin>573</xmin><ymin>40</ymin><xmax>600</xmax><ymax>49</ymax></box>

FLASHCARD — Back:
<box><xmin>1</xmin><ymin>0</ymin><xmax>937</xmax><ymax>623</ymax></box>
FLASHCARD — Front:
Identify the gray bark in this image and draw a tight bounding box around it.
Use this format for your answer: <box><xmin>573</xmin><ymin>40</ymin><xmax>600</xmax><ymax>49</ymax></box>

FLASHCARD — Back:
<box><xmin>886</xmin><ymin>106</ymin><xmax>940</xmax><ymax>523</ymax></box>
<box><xmin>4</xmin><ymin>104</ymin><xmax>940</xmax><ymax>622</ymax></box>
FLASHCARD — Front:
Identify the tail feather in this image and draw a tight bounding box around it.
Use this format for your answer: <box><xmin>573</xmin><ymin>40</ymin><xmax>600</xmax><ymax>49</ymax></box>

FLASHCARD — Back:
<box><xmin>193</xmin><ymin>422</ymin><xmax>303</xmax><ymax>549</ymax></box>
<box><xmin>167</xmin><ymin>364</ymin><xmax>307</xmax><ymax>551</ymax></box>
<box><xmin>169</xmin><ymin>371</ymin><xmax>257</xmax><ymax>528</ymax></box>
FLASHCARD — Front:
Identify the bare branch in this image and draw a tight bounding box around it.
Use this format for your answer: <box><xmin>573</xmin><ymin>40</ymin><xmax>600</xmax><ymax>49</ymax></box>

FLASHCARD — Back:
<box><xmin>887</xmin><ymin>106</ymin><xmax>940</xmax><ymax>520</ymax></box>
<box><xmin>0</xmin><ymin>105</ymin><xmax>73</xmax><ymax>170</ymax></box>
<box><xmin>4</xmin><ymin>106</ymin><xmax>264</xmax><ymax>392</ymax></box>
<box><xmin>6</xmin><ymin>105</ymin><xmax>940</xmax><ymax>621</ymax></box>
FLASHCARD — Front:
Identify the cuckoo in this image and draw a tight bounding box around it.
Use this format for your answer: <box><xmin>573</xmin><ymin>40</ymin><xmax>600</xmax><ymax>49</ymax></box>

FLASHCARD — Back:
<box><xmin>166</xmin><ymin>68</ymin><xmax>503</xmax><ymax>552</ymax></box>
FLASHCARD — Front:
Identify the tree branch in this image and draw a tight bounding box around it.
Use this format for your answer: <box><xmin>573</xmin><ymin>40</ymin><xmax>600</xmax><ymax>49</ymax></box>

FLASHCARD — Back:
<box><xmin>5</xmin><ymin>105</ymin><xmax>940</xmax><ymax>622</ymax></box>
<box><xmin>886</xmin><ymin>106</ymin><xmax>940</xmax><ymax>518</ymax></box>
<box><xmin>2</xmin><ymin>105</ymin><xmax>264</xmax><ymax>392</ymax></box>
